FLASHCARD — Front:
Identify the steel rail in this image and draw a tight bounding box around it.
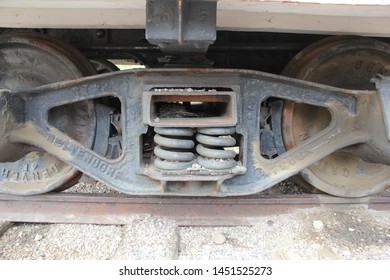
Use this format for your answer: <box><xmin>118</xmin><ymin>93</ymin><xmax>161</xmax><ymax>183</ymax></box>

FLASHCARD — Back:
<box><xmin>0</xmin><ymin>192</ymin><xmax>389</xmax><ymax>226</ymax></box>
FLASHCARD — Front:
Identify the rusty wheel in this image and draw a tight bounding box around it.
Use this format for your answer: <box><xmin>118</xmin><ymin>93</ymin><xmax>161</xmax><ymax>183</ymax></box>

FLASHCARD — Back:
<box><xmin>281</xmin><ymin>36</ymin><xmax>390</xmax><ymax>197</ymax></box>
<box><xmin>0</xmin><ymin>33</ymin><xmax>96</xmax><ymax>195</ymax></box>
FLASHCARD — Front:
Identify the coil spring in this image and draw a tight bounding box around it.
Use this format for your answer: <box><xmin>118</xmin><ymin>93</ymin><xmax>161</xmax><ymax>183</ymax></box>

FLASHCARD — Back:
<box><xmin>196</xmin><ymin>127</ymin><xmax>237</xmax><ymax>170</ymax></box>
<box><xmin>153</xmin><ymin>127</ymin><xmax>195</xmax><ymax>170</ymax></box>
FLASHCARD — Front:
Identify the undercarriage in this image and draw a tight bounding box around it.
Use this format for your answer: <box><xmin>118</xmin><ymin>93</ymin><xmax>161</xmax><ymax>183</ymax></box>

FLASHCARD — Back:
<box><xmin>1</xmin><ymin>1</ymin><xmax>390</xmax><ymax>198</ymax></box>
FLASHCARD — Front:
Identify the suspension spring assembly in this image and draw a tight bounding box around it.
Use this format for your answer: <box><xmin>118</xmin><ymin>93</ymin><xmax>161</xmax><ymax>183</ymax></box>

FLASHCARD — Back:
<box><xmin>153</xmin><ymin>127</ymin><xmax>195</xmax><ymax>170</ymax></box>
<box><xmin>196</xmin><ymin>127</ymin><xmax>237</xmax><ymax>170</ymax></box>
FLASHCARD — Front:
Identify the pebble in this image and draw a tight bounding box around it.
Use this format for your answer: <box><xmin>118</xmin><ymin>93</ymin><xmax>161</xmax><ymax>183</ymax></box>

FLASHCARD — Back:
<box><xmin>348</xmin><ymin>228</ymin><xmax>356</xmax><ymax>232</ymax></box>
<box><xmin>318</xmin><ymin>247</ymin><xmax>339</xmax><ymax>260</ymax></box>
<box><xmin>190</xmin><ymin>247</ymin><xmax>199</xmax><ymax>255</ymax></box>
<box><xmin>342</xmin><ymin>250</ymin><xmax>352</xmax><ymax>257</ymax></box>
<box><xmin>313</xmin><ymin>220</ymin><xmax>324</xmax><ymax>232</ymax></box>
<box><xmin>34</xmin><ymin>234</ymin><xmax>43</xmax><ymax>241</ymax></box>
<box><xmin>267</xmin><ymin>220</ymin><xmax>274</xmax><ymax>226</ymax></box>
<box><xmin>211</xmin><ymin>232</ymin><xmax>227</xmax><ymax>245</ymax></box>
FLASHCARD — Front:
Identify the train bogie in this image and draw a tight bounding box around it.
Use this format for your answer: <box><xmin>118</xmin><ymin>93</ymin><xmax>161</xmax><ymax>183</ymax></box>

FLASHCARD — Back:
<box><xmin>1</xmin><ymin>1</ymin><xmax>390</xmax><ymax>198</ymax></box>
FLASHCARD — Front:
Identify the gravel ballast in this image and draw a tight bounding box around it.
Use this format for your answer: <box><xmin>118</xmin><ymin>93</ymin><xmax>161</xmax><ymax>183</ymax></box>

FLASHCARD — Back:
<box><xmin>1</xmin><ymin>206</ymin><xmax>389</xmax><ymax>260</ymax></box>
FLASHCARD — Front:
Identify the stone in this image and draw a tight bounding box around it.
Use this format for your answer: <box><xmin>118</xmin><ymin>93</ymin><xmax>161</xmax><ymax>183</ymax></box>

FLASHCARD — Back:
<box><xmin>318</xmin><ymin>247</ymin><xmax>339</xmax><ymax>260</ymax></box>
<box><xmin>34</xmin><ymin>234</ymin><xmax>43</xmax><ymax>241</ymax></box>
<box><xmin>211</xmin><ymin>232</ymin><xmax>226</xmax><ymax>245</ymax></box>
<box><xmin>313</xmin><ymin>220</ymin><xmax>324</xmax><ymax>232</ymax></box>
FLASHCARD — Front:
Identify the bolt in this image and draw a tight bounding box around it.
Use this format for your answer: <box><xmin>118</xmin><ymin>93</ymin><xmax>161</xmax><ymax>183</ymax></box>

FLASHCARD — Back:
<box><xmin>96</xmin><ymin>29</ymin><xmax>106</xmax><ymax>39</ymax></box>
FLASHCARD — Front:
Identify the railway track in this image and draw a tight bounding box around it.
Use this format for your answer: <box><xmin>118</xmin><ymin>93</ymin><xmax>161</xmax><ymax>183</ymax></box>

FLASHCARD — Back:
<box><xmin>1</xmin><ymin>191</ymin><xmax>390</xmax><ymax>226</ymax></box>
<box><xmin>1</xmin><ymin>189</ymin><xmax>389</xmax><ymax>260</ymax></box>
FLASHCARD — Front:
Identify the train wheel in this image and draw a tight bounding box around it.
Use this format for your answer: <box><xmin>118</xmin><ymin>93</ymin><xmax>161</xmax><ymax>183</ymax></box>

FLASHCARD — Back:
<box><xmin>0</xmin><ymin>33</ymin><xmax>96</xmax><ymax>195</ymax></box>
<box><xmin>281</xmin><ymin>36</ymin><xmax>390</xmax><ymax>197</ymax></box>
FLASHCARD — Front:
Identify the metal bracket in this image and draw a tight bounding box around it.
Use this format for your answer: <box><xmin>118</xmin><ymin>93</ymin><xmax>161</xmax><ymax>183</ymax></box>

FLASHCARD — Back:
<box><xmin>146</xmin><ymin>0</ymin><xmax>217</xmax><ymax>64</ymax></box>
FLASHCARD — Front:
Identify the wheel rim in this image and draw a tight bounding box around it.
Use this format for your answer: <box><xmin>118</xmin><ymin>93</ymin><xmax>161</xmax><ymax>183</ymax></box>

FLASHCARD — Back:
<box><xmin>0</xmin><ymin>33</ymin><xmax>96</xmax><ymax>195</ymax></box>
<box><xmin>282</xmin><ymin>36</ymin><xmax>390</xmax><ymax>197</ymax></box>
